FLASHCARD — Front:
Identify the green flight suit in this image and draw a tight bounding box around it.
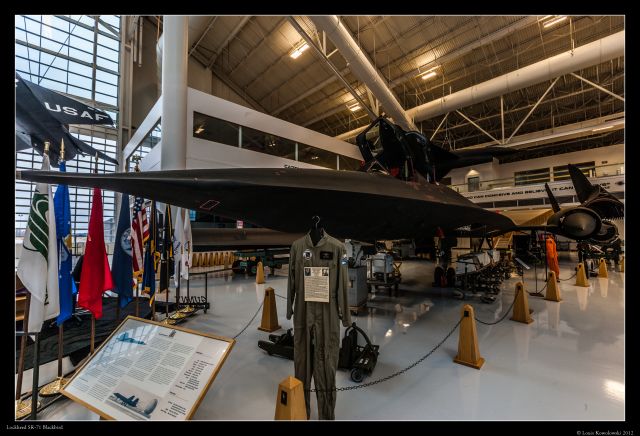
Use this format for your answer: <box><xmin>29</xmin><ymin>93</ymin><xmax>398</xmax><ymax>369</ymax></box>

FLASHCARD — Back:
<box><xmin>287</xmin><ymin>232</ymin><xmax>351</xmax><ymax>420</ymax></box>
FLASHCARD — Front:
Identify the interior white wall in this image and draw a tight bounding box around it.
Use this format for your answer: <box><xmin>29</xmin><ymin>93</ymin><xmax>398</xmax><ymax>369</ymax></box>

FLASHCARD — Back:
<box><xmin>189</xmin><ymin>88</ymin><xmax>362</xmax><ymax>159</ymax></box>
<box><xmin>140</xmin><ymin>87</ymin><xmax>361</xmax><ymax>171</ymax></box>
<box><xmin>447</xmin><ymin>144</ymin><xmax>625</xmax><ymax>186</ymax></box>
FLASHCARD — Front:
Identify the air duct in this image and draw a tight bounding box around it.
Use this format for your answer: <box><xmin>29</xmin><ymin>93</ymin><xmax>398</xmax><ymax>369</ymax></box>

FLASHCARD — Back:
<box><xmin>336</xmin><ymin>31</ymin><xmax>624</xmax><ymax>141</ymax></box>
<box><xmin>308</xmin><ymin>15</ymin><xmax>417</xmax><ymax>131</ymax></box>
<box><xmin>407</xmin><ymin>31</ymin><xmax>625</xmax><ymax>122</ymax></box>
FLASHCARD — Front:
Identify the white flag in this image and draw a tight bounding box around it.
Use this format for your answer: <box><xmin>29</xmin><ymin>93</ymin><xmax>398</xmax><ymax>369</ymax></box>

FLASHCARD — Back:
<box><xmin>181</xmin><ymin>209</ymin><xmax>192</xmax><ymax>280</ymax></box>
<box><xmin>173</xmin><ymin>207</ymin><xmax>183</xmax><ymax>287</ymax></box>
<box><xmin>17</xmin><ymin>154</ymin><xmax>60</xmax><ymax>333</ymax></box>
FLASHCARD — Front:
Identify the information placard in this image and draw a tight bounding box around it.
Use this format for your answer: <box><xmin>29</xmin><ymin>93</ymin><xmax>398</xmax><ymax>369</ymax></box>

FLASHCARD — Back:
<box><xmin>61</xmin><ymin>316</ymin><xmax>234</xmax><ymax>420</ymax></box>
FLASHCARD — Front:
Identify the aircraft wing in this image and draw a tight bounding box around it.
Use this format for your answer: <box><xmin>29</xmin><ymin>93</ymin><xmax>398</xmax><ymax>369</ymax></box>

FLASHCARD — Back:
<box><xmin>17</xmin><ymin>73</ymin><xmax>114</xmax><ymax>126</ymax></box>
<box><xmin>20</xmin><ymin>168</ymin><xmax>515</xmax><ymax>242</ymax></box>
<box><xmin>63</xmin><ymin>130</ymin><xmax>119</xmax><ymax>165</ymax></box>
<box><xmin>15</xmin><ymin>129</ymin><xmax>32</xmax><ymax>151</ymax></box>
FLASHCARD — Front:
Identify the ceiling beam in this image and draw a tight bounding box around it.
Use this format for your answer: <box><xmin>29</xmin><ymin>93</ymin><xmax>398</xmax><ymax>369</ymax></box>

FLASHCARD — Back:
<box><xmin>288</xmin><ymin>17</ymin><xmax>376</xmax><ymax>122</ymax></box>
<box><xmin>308</xmin><ymin>15</ymin><xmax>415</xmax><ymax>131</ymax></box>
<box><xmin>205</xmin><ymin>16</ymin><xmax>252</xmax><ymax>70</ymax></box>
<box><xmin>189</xmin><ymin>16</ymin><xmax>218</xmax><ymax>57</ymax></box>
<box><xmin>210</xmin><ymin>65</ymin><xmax>267</xmax><ymax>113</ymax></box>
<box><xmin>221</xmin><ymin>17</ymin><xmax>282</xmax><ymax>75</ymax></box>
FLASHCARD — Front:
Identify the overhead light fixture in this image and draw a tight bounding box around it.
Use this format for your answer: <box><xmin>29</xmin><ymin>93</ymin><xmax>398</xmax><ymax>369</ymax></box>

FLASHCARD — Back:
<box><xmin>194</xmin><ymin>126</ymin><xmax>204</xmax><ymax>134</ymax></box>
<box><xmin>290</xmin><ymin>42</ymin><xmax>309</xmax><ymax>59</ymax></box>
<box><xmin>592</xmin><ymin>125</ymin><xmax>614</xmax><ymax>132</ymax></box>
<box><xmin>420</xmin><ymin>65</ymin><xmax>440</xmax><ymax>80</ymax></box>
<box><xmin>348</xmin><ymin>103</ymin><xmax>361</xmax><ymax>112</ymax></box>
<box><xmin>542</xmin><ymin>15</ymin><xmax>568</xmax><ymax>28</ymax></box>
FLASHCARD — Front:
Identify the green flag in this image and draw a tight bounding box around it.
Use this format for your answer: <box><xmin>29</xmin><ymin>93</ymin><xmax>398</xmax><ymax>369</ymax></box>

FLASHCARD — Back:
<box><xmin>17</xmin><ymin>154</ymin><xmax>60</xmax><ymax>333</ymax></box>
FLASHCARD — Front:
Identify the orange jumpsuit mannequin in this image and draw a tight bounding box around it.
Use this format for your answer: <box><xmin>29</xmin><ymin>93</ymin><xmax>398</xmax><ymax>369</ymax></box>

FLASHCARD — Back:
<box><xmin>546</xmin><ymin>236</ymin><xmax>560</xmax><ymax>279</ymax></box>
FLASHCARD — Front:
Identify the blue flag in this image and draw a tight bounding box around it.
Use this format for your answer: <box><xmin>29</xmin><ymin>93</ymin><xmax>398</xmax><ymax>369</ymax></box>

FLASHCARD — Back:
<box><xmin>112</xmin><ymin>194</ymin><xmax>134</xmax><ymax>308</ymax></box>
<box><xmin>53</xmin><ymin>162</ymin><xmax>73</xmax><ymax>326</ymax></box>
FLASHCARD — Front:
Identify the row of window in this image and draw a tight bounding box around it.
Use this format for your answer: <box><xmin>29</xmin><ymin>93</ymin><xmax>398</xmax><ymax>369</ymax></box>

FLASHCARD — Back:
<box><xmin>514</xmin><ymin>162</ymin><xmax>595</xmax><ymax>186</ymax></box>
<box><xmin>192</xmin><ymin>112</ymin><xmax>362</xmax><ymax>171</ymax></box>
<box><xmin>475</xmin><ymin>191</ymin><xmax>625</xmax><ymax>210</ymax></box>
<box><xmin>15</xmin><ymin>15</ymin><xmax>120</xmax><ymax>241</ymax></box>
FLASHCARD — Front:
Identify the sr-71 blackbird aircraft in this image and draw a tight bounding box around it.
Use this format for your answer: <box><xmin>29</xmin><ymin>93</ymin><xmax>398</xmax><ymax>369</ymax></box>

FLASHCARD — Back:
<box><xmin>19</xmin><ymin>117</ymin><xmax>622</xmax><ymax>246</ymax></box>
<box><xmin>541</xmin><ymin>164</ymin><xmax>624</xmax><ymax>244</ymax></box>
<box><xmin>15</xmin><ymin>73</ymin><xmax>119</xmax><ymax>166</ymax></box>
<box><xmin>20</xmin><ymin>118</ymin><xmax>516</xmax><ymax>243</ymax></box>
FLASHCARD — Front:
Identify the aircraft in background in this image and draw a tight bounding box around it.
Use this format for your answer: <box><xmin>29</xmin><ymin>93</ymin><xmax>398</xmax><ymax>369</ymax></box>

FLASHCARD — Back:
<box><xmin>541</xmin><ymin>163</ymin><xmax>623</xmax><ymax>244</ymax></box>
<box><xmin>15</xmin><ymin>73</ymin><xmax>118</xmax><ymax>166</ymax></box>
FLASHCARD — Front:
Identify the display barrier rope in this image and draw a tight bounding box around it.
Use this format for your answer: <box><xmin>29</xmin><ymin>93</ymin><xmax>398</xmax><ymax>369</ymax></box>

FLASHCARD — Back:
<box><xmin>473</xmin><ymin>292</ymin><xmax>518</xmax><ymax>325</ymax></box>
<box><xmin>308</xmin><ymin>317</ymin><xmax>463</xmax><ymax>392</ymax></box>
<box><xmin>232</xmin><ymin>300</ymin><xmax>265</xmax><ymax>340</ymax></box>
<box><xmin>558</xmin><ymin>271</ymin><xmax>578</xmax><ymax>281</ymax></box>
<box><xmin>527</xmin><ymin>281</ymin><xmax>548</xmax><ymax>297</ymax></box>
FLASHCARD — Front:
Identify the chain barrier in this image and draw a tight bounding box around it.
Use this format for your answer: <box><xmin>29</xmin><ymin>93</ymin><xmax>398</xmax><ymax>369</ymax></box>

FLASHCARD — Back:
<box><xmin>275</xmin><ymin>293</ymin><xmax>287</xmax><ymax>300</ymax></box>
<box><xmin>527</xmin><ymin>281</ymin><xmax>548</xmax><ymax>297</ymax></box>
<box><xmin>473</xmin><ymin>291</ymin><xmax>518</xmax><ymax>325</ymax></box>
<box><xmin>306</xmin><ymin>317</ymin><xmax>463</xmax><ymax>393</ymax></box>
<box><xmin>558</xmin><ymin>271</ymin><xmax>578</xmax><ymax>281</ymax></box>
<box><xmin>232</xmin><ymin>300</ymin><xmax>265</xmax><ymax>340</ymax></box>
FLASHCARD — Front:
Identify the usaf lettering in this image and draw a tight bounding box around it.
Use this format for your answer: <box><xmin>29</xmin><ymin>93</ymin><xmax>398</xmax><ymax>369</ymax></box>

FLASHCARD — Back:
<box><xmin>320</xmin><ymin>251</ymin><xmax>333</xmax><ymax>260</ymax></box>
<box><xmin>44</xmin><ymin>102</ymin><xmax>109</xmax><ymax>122</ymax></box>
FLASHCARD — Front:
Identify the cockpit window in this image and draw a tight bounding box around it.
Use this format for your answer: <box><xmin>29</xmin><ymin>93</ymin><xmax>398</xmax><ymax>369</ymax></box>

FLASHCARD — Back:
<box><xmin>356</xmin><ymin>118</ymin><xmax>434</xmax><ymax>183</ymax></box>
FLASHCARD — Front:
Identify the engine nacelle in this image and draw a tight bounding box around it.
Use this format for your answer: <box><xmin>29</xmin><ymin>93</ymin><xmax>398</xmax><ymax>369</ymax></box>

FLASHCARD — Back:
<box><xmin>547</xmin><ymin>207</ymin><xmax>602</xmax><ymax>240</ymax></box>
<box><xmin>589</xmin><ymin>219</ymin><xmax>619</xmax><ymax>244</ymax></box>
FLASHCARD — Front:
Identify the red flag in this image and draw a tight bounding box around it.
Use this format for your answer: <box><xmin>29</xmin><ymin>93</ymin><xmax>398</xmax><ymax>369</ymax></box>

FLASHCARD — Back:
<box><xmin>78</xmin><ymin>187</ymin><xmax>113</xmax><ymax>319</ymax></box>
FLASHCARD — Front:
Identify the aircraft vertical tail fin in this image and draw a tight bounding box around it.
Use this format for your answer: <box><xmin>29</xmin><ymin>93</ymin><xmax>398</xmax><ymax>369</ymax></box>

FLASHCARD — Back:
<box><xmin>544</xmin><ymin>183</ymin><xmax>561</xmax><ymax>212</ymax></box>
<box><xmin>568</xmin><ymin>164</ymin><xmax>599</xmax><ymax>203</ymax></box>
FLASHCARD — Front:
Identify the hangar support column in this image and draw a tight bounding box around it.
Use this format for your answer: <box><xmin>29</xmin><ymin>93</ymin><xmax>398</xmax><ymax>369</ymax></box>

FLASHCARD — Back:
<box><xmin>161</xmin><ymin>15</ymin><xmax>188</xmax><ymax>170</ymax></box>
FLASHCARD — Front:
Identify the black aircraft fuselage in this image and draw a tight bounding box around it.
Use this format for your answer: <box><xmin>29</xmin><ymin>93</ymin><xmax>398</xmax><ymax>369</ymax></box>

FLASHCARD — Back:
<box><xmin>20</xmin><ymin>117</ymin><xmax>516</xmax><ymax>243</ymax></box>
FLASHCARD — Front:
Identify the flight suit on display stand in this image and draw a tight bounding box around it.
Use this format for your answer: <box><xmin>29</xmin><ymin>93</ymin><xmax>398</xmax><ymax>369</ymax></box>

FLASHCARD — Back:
<box><xmin>287</xmin><ymin>232</ymin><xmax>351</xmax><ymax>420</ymax></box>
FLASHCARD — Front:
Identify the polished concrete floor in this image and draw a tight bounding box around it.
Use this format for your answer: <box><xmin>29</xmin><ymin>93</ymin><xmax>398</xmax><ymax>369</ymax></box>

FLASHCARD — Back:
<box><xmin>34</xmin><ymin>253</ymin><xmax>624</xmax><ymax>421</ymax></box>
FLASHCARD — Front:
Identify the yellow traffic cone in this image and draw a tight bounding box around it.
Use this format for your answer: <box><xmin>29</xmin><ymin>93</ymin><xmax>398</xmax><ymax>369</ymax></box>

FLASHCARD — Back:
<box><xmin>511</xmin><ymin>282</ymin><xmax>534</xmax><ymax>324</ymax></box>
<box><xmin>274</xmin><ymin>376</ymin><xmax>307</xmax><ymax>420</ymax></box>
<box><xmin>545</xmin><ymin>271</ymin><xmax>562</xmax><ymax>302</ymax></box>
<box><xmin>598</xmin><ymin>258</ymin><xmax>608</xmax><ymax>278</ymax></box>
<box><xmin>256</xmin><ymin>261</ymin><xmax>266</xmax><ymax>284</ymax></box>
<box><xmin>453</xmin><ymin>304</ymin><xmax>485</xmax><ymax>369</ymax></box>
<box><xmin>575</xmin><ymin>262</ymin><xmax>589</xmax><ymax>287</ymax></box>
<box><xmin>258</xmin><ymin>287</ymin><xmax>281</xmax><ymax>332</ymax></box>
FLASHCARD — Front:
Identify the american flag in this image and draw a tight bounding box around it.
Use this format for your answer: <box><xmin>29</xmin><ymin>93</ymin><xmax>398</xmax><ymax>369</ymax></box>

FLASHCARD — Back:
<box><xmin>131</xmin><ymin>196</ymin><xmax>149</xmax><ymax>279</ymax></box>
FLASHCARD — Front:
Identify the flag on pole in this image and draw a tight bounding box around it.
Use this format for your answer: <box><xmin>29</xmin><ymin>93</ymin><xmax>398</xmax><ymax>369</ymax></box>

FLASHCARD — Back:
<box><xmin>53</xmin><ymin>161</ymin><xmax>73</xmax><ymax>325</ymax></box>
<box><xmin>112</xmin><ymin>194</ymin><xmax>135</xmax><ymax>308</ymax></box>
<box><xmin>17</xmin><ymin>153</ymin><xmax>60</xmax><ymax>333</ymax></box>
<box><xmin>173</xmin><ymin>207</ymin><xmax>183</xmax><ymax>287</ymax></box>
<box><xmin>78</xmin><ymin>187</ymin><xmax>113</xmax><ymax>319</ymax></box>
<box><xmin>131</xmin><ymin>196</ymin><xmax>148</xmax><ymax>281</ymax></box>
<box><xmin>142</xmin><ymin>201</ymin><xmax>158</xmax><ymax>306</ymax></box>
<box><xmin>159</xmin><ymin>204</ymin><xmax>174</xmax><ymax>294</ymax></box>
<box><xmin>182</xmin><ymin>209</ymin><xmax>193</xmax><ymax>280</ymax></box>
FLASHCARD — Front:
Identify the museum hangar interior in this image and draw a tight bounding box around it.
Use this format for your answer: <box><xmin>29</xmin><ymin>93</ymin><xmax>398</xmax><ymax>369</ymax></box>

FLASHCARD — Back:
<box><xmin>14</xmin><ymin>15</ymin><xmax>625</xmax><ymax>422</ymax></box>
